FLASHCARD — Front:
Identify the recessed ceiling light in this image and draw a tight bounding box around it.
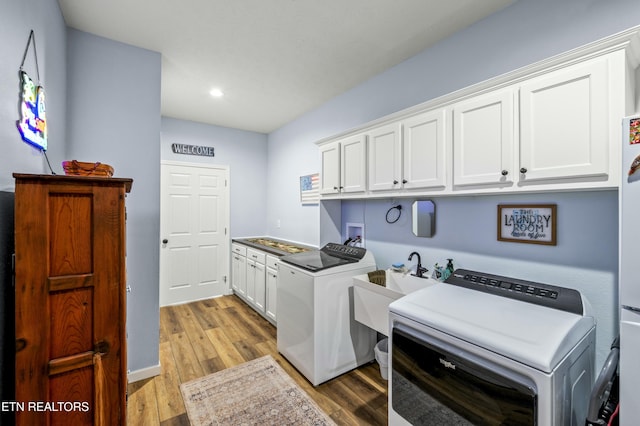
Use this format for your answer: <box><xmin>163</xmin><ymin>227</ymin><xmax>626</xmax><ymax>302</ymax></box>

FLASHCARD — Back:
<box><xmin>209</xmin><ymin>88</ymin><xmax>224</xmax><ymax>98</ymax></box>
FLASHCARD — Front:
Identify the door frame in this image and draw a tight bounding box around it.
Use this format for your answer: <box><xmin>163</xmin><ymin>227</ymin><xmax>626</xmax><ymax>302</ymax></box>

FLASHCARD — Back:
<box><xmin>159</xmin><ymin>160</ymin><xmax>231</xmax><ymax>305</ymax></box>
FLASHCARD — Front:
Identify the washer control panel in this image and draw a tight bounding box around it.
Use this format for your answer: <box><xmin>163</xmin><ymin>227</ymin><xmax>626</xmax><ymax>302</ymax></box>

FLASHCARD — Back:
<box><xmin>446</xmin><ymin>269</ymin><xmax>584</xmax><ymax>315</ymax></box>
<box><xmin>322</xmin><ymin>243</ymin><xmax>366</xmax><ymax>260</ymax></box>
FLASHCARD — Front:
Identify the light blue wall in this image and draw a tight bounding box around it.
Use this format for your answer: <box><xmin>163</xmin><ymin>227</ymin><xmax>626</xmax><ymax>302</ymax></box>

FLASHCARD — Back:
<box><xmin>266</xmin><ymin>0</ymin><xmax>639</xmax><ymax>368</ymax></box>
<box><xmin>0</xmin><ymin>0</ymin><xmax>67</xmax><ymax>189</ymax></box>
<box><xmin>1</xmin><ymin>4</ymin><xmax>164</xmax><ymax>378</ymax></box>
<box><xmin>66</xmin><ymin>29</ymin><xmax>162</xmax><ymax>373</ymax></box>
<box><xmin>0</xmin><ymin>0</ymin><xmax>67</xmax><ymax>414</ymax></box>
<box><xmin>341</xmin><ymin>192</ymin><xmax>619</xmax><ymax>368</ymax></box>
<box><xmin>267</xmin><ymin>0</ymin><xmax>640</xmax><ymax>243</ymax></box>
<box><xmin>161</xmin><ymin>117</ymin><xmax>268</xmax><ymax>238</ymax></box>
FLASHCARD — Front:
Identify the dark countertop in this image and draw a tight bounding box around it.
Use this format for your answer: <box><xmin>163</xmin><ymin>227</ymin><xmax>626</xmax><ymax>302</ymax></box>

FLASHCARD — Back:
<box><xmin>232</xmin><ymin>237</ymin><xmax>316</xmax><ymax>257</ymax></box>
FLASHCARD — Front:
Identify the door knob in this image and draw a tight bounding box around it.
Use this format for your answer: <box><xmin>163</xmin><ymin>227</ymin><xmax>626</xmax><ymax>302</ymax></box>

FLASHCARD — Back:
<box><xmin>162</xmin><ymin>239</ymin><xmax>168</xmax><ymax>244</ymax></box>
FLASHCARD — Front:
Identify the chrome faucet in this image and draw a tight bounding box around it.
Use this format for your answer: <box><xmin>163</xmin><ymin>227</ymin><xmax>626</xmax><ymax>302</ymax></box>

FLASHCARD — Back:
<box><xmin>408</xmin><ymin>252</ymin><xmax>428</xmax><ymax>278</ymax></box>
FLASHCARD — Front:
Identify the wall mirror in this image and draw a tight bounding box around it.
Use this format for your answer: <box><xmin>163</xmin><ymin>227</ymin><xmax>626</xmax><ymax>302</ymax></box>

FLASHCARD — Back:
<box><xmin>412</xmin><ymin>200</ymin><xmax>435</xmax><ymax>237</ymax></box>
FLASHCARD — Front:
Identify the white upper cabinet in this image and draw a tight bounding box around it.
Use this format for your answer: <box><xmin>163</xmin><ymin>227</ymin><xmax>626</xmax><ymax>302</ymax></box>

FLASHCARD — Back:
<box><xmin>519</xmin><ymin>56</ymin><xmax>609</xmax><ymax>183</ymax></box>
<box><xmin>316</xmin><ymin>31</ymin><xmax>635</xmax><ymax>198</ymax></box>
<box><xmin>368</xmin><ymin>110</ymin><xmax>447</xmax><ymax>192</ymax></box>
<box><xmin>319</xmin><ymin>134</ymin><xmax>367</xmax><ymax>194</ymax></box>
<box><xmin>341</xmin><ymin>134</ymin><xmax>367</xmax><ymax>193</ymax></box>
<box><xmin>452</xmin><ymin>89</ymin><xmax>514</xmax><ymax>187</ymax></box>
<box><xmin>403</xmin><ymin>110</ymin><xmax>447</xmax><ymax>189</ymax></box>
<box><xmin>319</xmin><ymin>141</ymin><xmax>340</xmax><ymax>194</ymax></box>
<box><xmin>368</xmin><ymin>123</ymin><xmax>402</xmax><ymax>191</ymax></box>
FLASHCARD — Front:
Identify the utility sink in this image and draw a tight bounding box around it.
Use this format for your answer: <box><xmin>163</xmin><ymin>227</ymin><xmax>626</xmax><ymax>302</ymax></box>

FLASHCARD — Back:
<box><xmin>353</xmin><ymin>269</ymin><xmax>436</xmax><ymax>336</ymax></box>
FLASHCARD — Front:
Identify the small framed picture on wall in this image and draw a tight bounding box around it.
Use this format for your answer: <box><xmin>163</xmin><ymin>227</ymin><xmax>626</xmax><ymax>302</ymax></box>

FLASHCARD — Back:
<box><xmin>497</xmin><ymin>204</ymin><xmax>557</xmax><ymax>245</ymax></box>
<box><xmin>300</xmin><ymin>173</ymin><xmax>319</xmax><ymax>205</ymax></box>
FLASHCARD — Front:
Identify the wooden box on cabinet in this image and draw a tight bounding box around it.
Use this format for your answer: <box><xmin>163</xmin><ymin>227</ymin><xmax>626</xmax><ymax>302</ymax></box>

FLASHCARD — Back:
<box><xmin>13</xmin><ymin>173</ymin><xmax>132</xmax><ymax>426</ymax></box>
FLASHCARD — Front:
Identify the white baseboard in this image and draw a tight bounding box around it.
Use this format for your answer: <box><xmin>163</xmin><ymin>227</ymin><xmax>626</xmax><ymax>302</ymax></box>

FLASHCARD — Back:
<box><xmin>127</xmin><ymin>363</ymin><xmax>161</xmax><ymax>383</ymax></box>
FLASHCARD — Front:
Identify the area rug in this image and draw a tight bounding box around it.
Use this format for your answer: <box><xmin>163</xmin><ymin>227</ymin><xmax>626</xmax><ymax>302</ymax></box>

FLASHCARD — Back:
<box><xmin>180</xmin><ymin>355</ymin><xmax>336</xmax><ymax>425</ymax></box>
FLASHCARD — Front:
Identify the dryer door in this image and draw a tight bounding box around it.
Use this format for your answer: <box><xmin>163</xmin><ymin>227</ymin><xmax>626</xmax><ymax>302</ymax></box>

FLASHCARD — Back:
<box><xmin>391</xmin><ymin>324</ymin><xmax>537</xmax><ymax>425</ymax></box>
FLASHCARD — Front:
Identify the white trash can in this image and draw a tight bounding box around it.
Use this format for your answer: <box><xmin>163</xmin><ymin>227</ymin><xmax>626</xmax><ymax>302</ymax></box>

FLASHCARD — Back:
<box><xmin>374</xmin><ymin>338</ymin><xmax>389</xmax><ymax>380</ymax></box>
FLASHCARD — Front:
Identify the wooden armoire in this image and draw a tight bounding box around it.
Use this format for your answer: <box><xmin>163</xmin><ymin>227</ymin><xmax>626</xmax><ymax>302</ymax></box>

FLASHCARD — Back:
<box><xmin>13</xmin><ymin>173</ymin><xmax>132</xmax><ymax>425</ymax></box>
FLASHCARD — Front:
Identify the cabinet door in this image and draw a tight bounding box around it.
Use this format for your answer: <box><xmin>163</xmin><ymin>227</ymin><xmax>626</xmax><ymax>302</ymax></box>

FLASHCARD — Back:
<box><xmin>14</xmin><ymin>176</ymin><xmax>131</xmax><ymax>425</ymax></box>
<box><xmin>368</xmin><ymin>123</ymin><xmax>401</xmax><ymax>191</ymax></box>
<box><xmin>254</xmin><ymin>261</ymin><xmax>266</xmax><ymax>313</ymax></box>
<box><xmin>246</xmin><ymin>259</ymin><xmax>256</xmax><ymax>304</ymax></box>
<box><xmin>319</xmin><ymin>141</ymin><xmax>341</xmax><ymax>194</ymax></box>
<box><xmin>403</xmin><ymin>110</ymin><xmax>447</xmax><ymax>189</ymax></box>
<box><xmin>341</xmin><ymin>134</ymin><xmax>367</xmax><ymax>193</ymax></box>
<box><xmin>453</xmin><ymin>90</ymin><xmax>514</xmax><ymax>187</ymax></box>
<box><xmin>266</xmin><ymin>267</ymin><xmax>278</xmax><ymax>323</ymax></box>
<box><xmin>519</xmin><ymin>57</ymin><xmax>609</xmax><ymax>182</ymax></box>
<box><xmin>231</xmin><ymin>253</ymin><xmax>246</xmax><ymax>296</ymax></box>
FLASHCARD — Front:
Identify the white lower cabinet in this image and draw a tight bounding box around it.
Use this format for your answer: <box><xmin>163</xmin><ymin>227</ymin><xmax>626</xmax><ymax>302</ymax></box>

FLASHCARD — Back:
<box><xmin>246</xmin><ymin>248</ymin><xmax>266</xmax><ymax>313</ymax></box>
<box><xmin>231</xmin><ymin>243</ymin><xmax>247</xmax><ymax>296</ymax></box>
<box><xmin>247</xmin><ymin>259</ymin><xmax>265</xmax><ymax>312</ymax></box>
<box><xmin>265</xmin><ymin>255</ymin><xmax>279</xmax><ymax>324</ymax></box>
<box><xmin>232</xmin><ymin>243</ymin><xmax>278</xmax><ymax>324</ymax></box>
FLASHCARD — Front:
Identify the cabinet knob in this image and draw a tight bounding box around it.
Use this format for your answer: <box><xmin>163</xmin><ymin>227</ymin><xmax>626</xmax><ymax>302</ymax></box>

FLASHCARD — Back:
<box><xmin>94</xmin><ymin>340</ymin><xmax>110</xmax><ymax>355</ymax></box>
<box><xmin>402</xmin><ymin>179</ymin><xmax>408</xmax><ymax>184</ymax></box>
<box><xmin>520</xmin><ymin>167</ymin><xmax>528</xmax><ymax>174</ymax></box>
<box><xmin>393</xmin><ymin>180</ymin><xmax>398</xmax><ymax>185</ymax></box>
<box><xmin>501</xmin><ymin>170</ymin><xmax>509</xmax><ymax>176</ymax></box>
<box><xmin>15</xmin><ymin>338</ymin><xmax>26</xmax><ymax>353</ymax></box>
<box><xmin>162</xmin><ymin>239</ymin><xmax>168</xmax><ymax>244</ymax></box>
<box><xmin>333</xmin><ymin>186</ymin><xmax>338</xmax><ymax>191</ymax></box>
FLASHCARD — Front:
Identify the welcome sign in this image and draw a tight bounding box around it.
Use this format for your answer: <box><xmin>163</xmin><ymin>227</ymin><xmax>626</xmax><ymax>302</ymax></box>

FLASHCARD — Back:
<box><xmin>498</xmin><ymin>204</ymin><xmax>557</xmax><ymax>245</ymax></box>
<box><xmin>171</xmin><ymin>143</ymin><xmax>215</xmax><ymax>157</ymax></box>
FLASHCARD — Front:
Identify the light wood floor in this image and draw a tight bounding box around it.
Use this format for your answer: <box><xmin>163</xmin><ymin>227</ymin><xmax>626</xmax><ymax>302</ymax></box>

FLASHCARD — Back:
<box><xmin>126</xmin><ymin>294</ymin><xmax>388</xmax><ymax>425</ymax></box>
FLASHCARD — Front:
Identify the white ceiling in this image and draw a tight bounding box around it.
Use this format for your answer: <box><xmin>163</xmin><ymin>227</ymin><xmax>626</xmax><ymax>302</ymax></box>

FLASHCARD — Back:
<box><xmin>57</xmin><ymin>0</ymin><xmax>514</xmax><ymax>134</ymax></box>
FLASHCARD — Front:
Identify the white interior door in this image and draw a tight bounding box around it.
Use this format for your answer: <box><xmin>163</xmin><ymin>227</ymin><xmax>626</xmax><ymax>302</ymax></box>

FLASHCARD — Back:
<box><xmin>160</xmin><ymin>161</ymin><xmax>230</xmax><ymax>306</ymax></box>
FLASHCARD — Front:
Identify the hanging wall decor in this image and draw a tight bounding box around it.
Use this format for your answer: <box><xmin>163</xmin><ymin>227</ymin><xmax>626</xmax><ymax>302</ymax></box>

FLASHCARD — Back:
<box><xmin>498</xmin><ymin>204</ymin><xmax>557</xmax><ymax>245</ymax></box>
<box><xmin>300</xmin><ymin>173</ymin><xmax>319</xmax><ymax>205</ymax></box>
<box><xmin>629</xmin><ymin>116</ymin><xmax>640</xmax><ymax>145</ymax></box>
<box><xmin>17</xmin><ymin>30</ymin><xmax>47</xmax><ymax>151</ymax></box>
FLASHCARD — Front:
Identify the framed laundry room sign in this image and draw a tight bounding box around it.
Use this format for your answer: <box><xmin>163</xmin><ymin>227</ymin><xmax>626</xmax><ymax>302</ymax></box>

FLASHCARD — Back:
<box><xmin>498</xmin><ymin>204</ymin><xmax>557</xmax><ymax>245</ymax></box>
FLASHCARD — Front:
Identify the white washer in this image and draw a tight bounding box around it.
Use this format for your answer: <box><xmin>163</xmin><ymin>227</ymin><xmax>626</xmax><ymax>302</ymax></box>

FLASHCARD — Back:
<box><xmin>388</xmin><ymin>269</ymin><xmax>596</xmax><ymax>425</ymax></box>
<box><xmin>277</xmin><ymin>243</ymin><xmax>377</xmax><ymax>386</ymax></box>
